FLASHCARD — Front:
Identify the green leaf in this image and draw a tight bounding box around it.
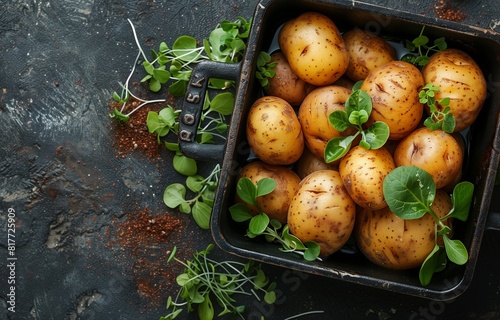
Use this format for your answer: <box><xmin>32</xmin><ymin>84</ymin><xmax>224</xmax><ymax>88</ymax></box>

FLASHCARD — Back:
<box><xmin>208</xmin><ymin>91</ymin><xmax>235</xmax><ymax>115</ymax></box>
<box><xmin>449</xmin><ymin>181</ymin><xmax>474</xmax><ymax>221</ymax></box>
<box><xmin>249</xmin><ymin>213</ymin><xmax>269</xmax><ymax>235</ymax></box>
<box><xmin>419</xmin><ymin>244</ymin><xmax>447</xmax><ymax>286</ymax></box>
<box><xmin>383</xmin><ymin>166</ymin><xmax>436</xmax><ymax>220</ymax></box>
<box><xmin>345</xmin><ymin>89</ymin><xmax>372</xmax><ymax>124</ymax></box>
<box><xmin>264</xmin><ymin>291</ymin><xmax>277</xmax><ymax>304</ymax></box>
<box><xmin>256</xmin><ymin>178</ymin><xmax>276</xmax><ymax>197</ymax></box>
<box><xmin>442</xmin><ymin>113</ymin><xmax>456</xmax><ymax>133</ymax></box>
<box><xmin>154</xmin><ymin>68</ymin><xmax>171</xmax><ymax>83</ymax></box>
<box><xmin>109</xmin><ymin>108</ymin><xmax>130</xmax><ymax>122</ymax></box>
<box><xmin>229</xmin><ymin>203</ymin><xmax>253</xmax><ymax>222</ymax></box>
<box><xmin>413</xmin><ymin>35</ymin><xmax>429</xmax><ymax>47</ymax></box>
<box><xmin>192</xmin><ymin>200</ymin><xmax>212</xmax><ymax>230</ymax></box>
<box><xmin>324</xmin><ymin>135</ymin><xmax>356</xmax><ymax>163</ymax></box>
<box><xmin>236</xmin><ymin>177</ymin><xmax>257</xmax><ymax>207</ymax></box>
<box><xmin>169</xmin><ymin>80</ymin><xmax>188</xmax><ymax>97</ymax></box>
<box><xmin>163</xmin><ymin>183</ymin><xmax>187</xmax><ymax>209</ymax></box>
<box><xmin>348</xmin><ymin>110</ymin><xmax>369</xmax><ymax>126</ymax></box>
<box><xmin>303</xmin><ymin>242</ymin><xmax>321</xmax><ymax>261</ymax></box>
<box><xmin>173</xmin><ymin>154</ymin><xmax>198</xmax><ymax>176</ymax></box>
<box><xmin>143</xmin><ymin>61</ymin><xmax>154</xmax><ymax>75</ymax></box>
<box><xmin>434</xmin><ymin>37</ymin><xmax>447</xmax><ymax>50</ymax></box>
<box><xmin>198</xmin><ymin>293</ymin><xmax>214</xmax><ymax>320</ymax></box>
<box><xmin>443</xmin><ymin>235</ymin><xmax>468</xmax><ymax>265</ymax></box>
<box><xmin>186</xmin><ymin>175</ymin><xmax>205</xmax><ymax>193</ymax></box>
<box><xmin>149</xmin><ymin>77</ymin><xmax>161</xmax><ymax>92</ymax></box>
<box><xmin>146</xmin><ymin>111</ymin><xmax>162</xmax><ymax>133</ymax></box>
<box><xmin>363</xmin><ymin>121</ymin><xmax>390</xmax><ymax>149</ymax></box>
<box><xmin>329</xmin><ymin>110</ymin><xmax>351</xmax><ymax>132</ymax></box>
<box><xmin>172</xmin><ymin>35</ymin><xmax>201</xmax><ymax>62</ymax></box>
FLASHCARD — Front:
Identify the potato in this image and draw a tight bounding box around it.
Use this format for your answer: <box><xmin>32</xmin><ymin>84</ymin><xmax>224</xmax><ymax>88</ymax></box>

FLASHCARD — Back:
<box><xmin>361</xmin><ymin>61</ymin><xmax>425</xmax><ymax>140</ymax></box>
<box><xmin>236</xmin><ymin>161</ymin><xmax>301</xmax><ymax>224</ymax></box>
<box><xmin>394</xmin><ymin>127</ymin><xmax>463</xmax><ymax>189</ymax></box>
<box><xmin>355</xmin><ymin>189</ymin><xmax>452</xmax><ymax>270</ymax></box>
<box><xmin>264</xmin><ymin>51</ymin><xmax>315</xmax><ymax>107</ymax></box>
<box><xmin>298</xmin><ymin>85</ymin><xmax>356</xmax><ymax>161</ymax></box>
<box><xmin>339</xmin><ymin>146</ymin><xmax>395</xmax><ymax>210</ymax></box>
<box><xmin>295</xmin><ymin>147</ymin><xmax>339</xmax><ymax>179</ymax></box>
<box><xmin>422</xmin><ymin>48</ymin><xmax>487</xmax><ymax>132</ymax></box>
<box><xmin>246</xmin><ymin>96</ymin><xmax>304</xmax><ymax>165</ymax></box>
<box><xmin>288</xmin><ymin>170</ymin><xmax>356</xmax><ymax>258</ymax></box>
<box><xmin>278</xmin><ymin>12</ymin><xmax>349</xmax><ymax>86</ymax></box>
<box><xmin>342</xmin><ymin>28</ymin><xmax>396</xmax><ymax>82</ymax></box>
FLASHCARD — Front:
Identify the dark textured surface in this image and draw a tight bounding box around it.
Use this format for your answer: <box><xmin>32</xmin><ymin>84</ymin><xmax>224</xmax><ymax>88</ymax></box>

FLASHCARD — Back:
<box><xmin>0</xmin><ymin>1</ymin><xmax>499</xmax><ymax>319</ymax></box>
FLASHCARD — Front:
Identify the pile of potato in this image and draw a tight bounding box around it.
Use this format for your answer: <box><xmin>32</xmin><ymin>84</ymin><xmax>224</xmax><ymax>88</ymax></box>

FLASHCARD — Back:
<box><xmin>238</xmin><ymin>12</ymin><xmax>487</xmax><ymax>270</ymax></box>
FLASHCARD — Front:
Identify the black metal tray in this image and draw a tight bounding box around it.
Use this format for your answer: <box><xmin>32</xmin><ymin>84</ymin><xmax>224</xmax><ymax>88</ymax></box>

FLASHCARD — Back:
<box><xmin>179</xmin><ymin>0</ymin><xmax>500</xmax><ymax>301</ymax></box>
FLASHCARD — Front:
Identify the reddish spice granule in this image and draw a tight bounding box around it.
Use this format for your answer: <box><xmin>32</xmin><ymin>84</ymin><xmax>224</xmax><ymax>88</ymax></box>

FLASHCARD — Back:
<box><xmin>434</xmin><ymin>0</ymin><xmax>466</xmax><ymax>21</ymax></box>
<box><xmin>108</xmin><ymin>208</ymin><xmax>184</xmax><ymax>306</ymax></box>
<box><xmin>109</xmin><ymin>99</ymin><xmax>163</xmax><ymax>160</ymax></box>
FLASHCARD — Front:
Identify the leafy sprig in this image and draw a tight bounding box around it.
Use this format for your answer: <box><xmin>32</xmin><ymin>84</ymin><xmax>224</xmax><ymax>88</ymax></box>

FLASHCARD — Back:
<box><xmin>255</xmin><ymin>51</ymin><xmax>278</xmax><ymax>89</ymax></box>
<box><xmin>419</xmin><ymin>83</ymin><xmax>455</xmax><ymax>133</ymax></box>
<box><xmin>229</xmin><ymin>177</ymin><xmax>321</xmax><ymax>261</ymax></box>
<box><xmin>324</xmin><ymin>82</ymin><xmax>390</xmax><ymax>163</ymax></box>
<box><xmin>160</xmin><ymin>244</ymin><xmax>277</xmax><ymax>320</ymax></box>
<box><xmin>402</xmin><ymin>26</ymin><xmax>447</xmax><ymax>67</ymax></box>
<box><xmin>383</xmin><ymin>166</ymin><xmax>474</xmax><ymax>286</ymax></box>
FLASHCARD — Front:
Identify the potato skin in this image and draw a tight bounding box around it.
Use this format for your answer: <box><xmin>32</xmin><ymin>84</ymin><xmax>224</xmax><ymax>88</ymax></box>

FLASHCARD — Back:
<box><xmin>246</xmin><ymin>96</ymin><xmax>304</xmax><ymax>165</ymax></box>
<box><xmin>394</xmin><ymin>127</ymin><xmax>463</xmax><ymax>189</ymax></box>
<box><xmin>339</xmin><ymin>146</ymin><xmax>395</xmax><ymax>210</ymax></box>
<box><xmin>278</xmin><ymin>12</ymin><xmax>349</xmax><ymax>86</ymax></box>
<box><xmin>288</xmin><ymin>170</ymin><xmax>356</xmax><ymax>258</ymax></box>
<box><xmin>236</xmin><ymin>161</ymin><xmax>301</xmax><ymax>224</ymax></box>
<box><xmin>343</xmin><ymin>28</ymin><xmax>396</xmax><ymax>82</ymax></box>
<box><xmin>361</xmin><ymin>61</ymin><xmax>425</xmax><ymax>140</ymax></box>
<box><xmin>422</xmin><ymin>48</ymin><xmax>487</xmax><ymax>132</ymax></box>
<box><xmin>298</xmin><ymin>85</ymin><xmax>355</xmax><ymax>162</ymax></box>
<box><xmin>295</xmin><ymin>147</ymin><xmax>339</xmax><ymax>179</ymax></box>
<box><xmin>264</xmin><ymin>51</ymin><xmax>315</xmax><ymax>107</ymax></box>
<box><xmin>355</xmin><ymin>189</ymin><xmax>452</xmax><ymax>270</ymax></box>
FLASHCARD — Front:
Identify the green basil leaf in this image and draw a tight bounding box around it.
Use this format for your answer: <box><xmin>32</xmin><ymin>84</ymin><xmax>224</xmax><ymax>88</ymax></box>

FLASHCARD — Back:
<box><xmin>383</xmin><ymin>166</ymin><xmax>436</xmax><ymax>219</ymax></box>
<box><xmin>229</xmin><ymin>203</ymin><xmax>253</xmax><ymax>222</ymax></box>
<box><xmin>192</xmin><ymin>200</ymin><xmax>211</xmax><ymax>230</ymax></box>
<box><xmin>173</xmin><ymin>154</ymin><xmax>198</xmax><ymax>176</ymax></box>
<box><xmin>256</xmin><ymin>178</ymin><xmax>277</xmax><ymax>197</ymax></box>
<box><xmin>236</xmin><ymin>177</ymin><xmax>257</xmax><ymax>206</ymax></box>
<box><xmin>363</xmin><ymin>121</ymin><xmax>390</xmax><ymax>149</ymax></box>
<box><xmin>449</xmin><ymin>181</ymin><xmax>474</xmax><ymax>221</ymax></box>
<box><xmin>163</xmin><ymin>183</ymin><xmax>187</xmax><ymax>208</ymax></box>
<box><xmin>249</xmin><ymin>213</ymin><xmax>269</xmax><ymax>235</ymax></box>
<box><xmin>324</xmin><ymin>135</ymin><xmax>355</xmax><ymax>163</ymax></box>
<box><xmin>443</xmin><ymin>235</ymin><xmax>468</xmax><ymax>265</ymax></box>
<box><xmin>419</xmin><ymin>244</ymin><xmax>447</xmax><ymax>286</ymax></box>
<box><xmin>328</xmin><ymin>110</ymin><xmax>351</xmax><ymax>132</ymax></box>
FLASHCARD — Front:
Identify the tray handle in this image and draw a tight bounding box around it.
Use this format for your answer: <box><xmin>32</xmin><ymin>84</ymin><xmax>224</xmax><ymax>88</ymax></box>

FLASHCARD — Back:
<box><xmin>178</xmin><ymin>60</ymin><xmax>241</xmax><ymax>162</ymax></box>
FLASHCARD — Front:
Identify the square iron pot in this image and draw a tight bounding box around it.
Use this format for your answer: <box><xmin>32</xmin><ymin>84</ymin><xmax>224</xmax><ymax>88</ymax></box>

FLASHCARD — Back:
<box><xmin>178</xmin><ymin>0</ymin><xmax>500</xmax><ymax>301</ymax></box>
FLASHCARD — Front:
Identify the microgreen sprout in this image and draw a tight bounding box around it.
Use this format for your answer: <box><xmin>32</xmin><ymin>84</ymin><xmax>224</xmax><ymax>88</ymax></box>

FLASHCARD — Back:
<box><xmin>383</xmin><ymin>166</ymin><xmax>474</xmax><ymax>286</ymax></box>
<box><xmin>402</xmin><ymin>26</ymin><xmax>447</xmax><ymax>67</ymax></box>
<box><xmin>163</xmin><ymin>162</ymin><xmax>220</xmax><ymax>230</ymax></box>
<box><xmin>255</xmin><ymin>51</ymin><xmax>278</xmax><ymax>89</ymax></box>
<box><xmin>160</xmin><ymin>244</ymin><xmax>277</xmax><ymax>320</ymax></box>
<box><xmin>324</xmin><ymin>81</ymin><xmax>390</xmax><ymax>163</ymax></box>
<box><xmin>229</xmin><ymin>177</ymin><xmax>321</xmax><ymax>261</ymax></box>
<box><xmin>419</xmin><ymin>83</ymin><xmax>455</xmax><ymax>133</ymax></box>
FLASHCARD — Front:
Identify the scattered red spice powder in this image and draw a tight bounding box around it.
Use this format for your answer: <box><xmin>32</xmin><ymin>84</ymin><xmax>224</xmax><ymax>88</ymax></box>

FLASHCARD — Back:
<box><xmin>106</xmin><ymin>208</ymin><xmax>185</xmax><ymax>307</ymax></box>
<box><xmin>434</xmin><ymin>0</ymin><xmax>466</xmax><ymax>22</ymax></box>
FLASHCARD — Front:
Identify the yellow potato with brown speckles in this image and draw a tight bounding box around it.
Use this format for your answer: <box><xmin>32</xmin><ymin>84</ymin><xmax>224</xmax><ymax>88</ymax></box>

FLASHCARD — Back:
<box><xmin>246</xmin><ymin>96</ymin><xmax>304</xmax><ymax>165</ymax></box>
<box><xmin>339</xmin><ymin>146</ymin><xmax>395</xmax><ymax>210</ymax></box>
<box><xmin>235</xmin><ymin>161</ymin><xmax>301</xmax><ymax>224</ymax></box>
<box><xmin>394</xmin><ymin>127</ymin><xmax>463</xmax><ymax>189</ymax></box>
<box><xmin>278</xmin><ymin>12</ymin><xmax>349</xmax><ymax>86</ymax></box>
<box><xmin>355</xmin><ymin>189</ymin><xmax>452</xmax><ymax>270</ymax></box>
<box><xmin>343</xmin><ymin>28</ymin><xmax>396</xmax><ymax>82</ymax></box>
<box><xmin>287</xmin><ymin>170</ymin><xmax>356</xmax><ymax>258</ymax></box>
<box><xmin>422</xmin><ymin>48</ymin><xmax>487</xmax><ymax>132</ymax></box>
<box><xmin>361</xmin><ymin>60</ymin><xmax>425</xmax><ymax>140</ymax></box>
